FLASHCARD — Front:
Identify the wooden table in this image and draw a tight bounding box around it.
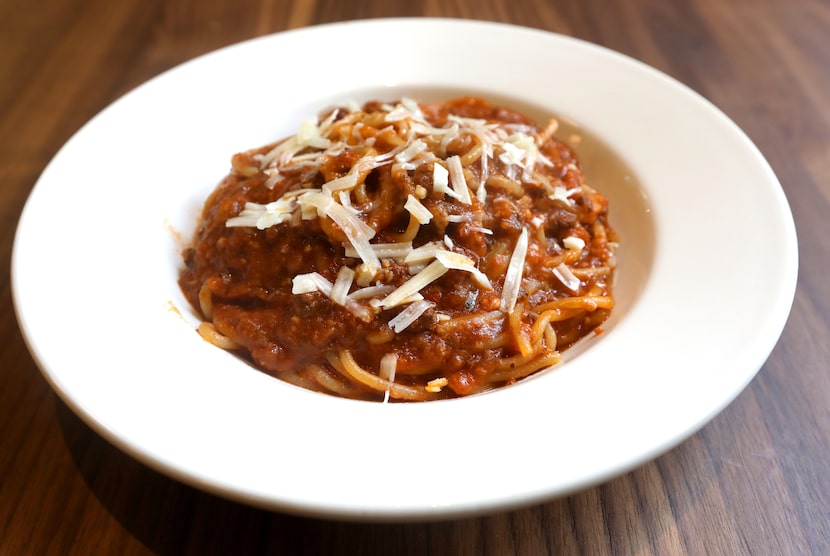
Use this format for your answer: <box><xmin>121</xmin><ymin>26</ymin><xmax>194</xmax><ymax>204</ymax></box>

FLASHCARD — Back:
<box><xmin>2</xmin><ymin>0</ymin><xmax>828</xmax><ymax>553</ymax></box>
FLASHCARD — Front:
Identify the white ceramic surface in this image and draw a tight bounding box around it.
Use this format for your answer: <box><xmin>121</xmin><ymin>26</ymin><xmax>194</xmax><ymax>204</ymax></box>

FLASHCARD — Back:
<box><xmin>12</xmin><ymin>19</ymin><xmax>797</xmax><ymax>520</ymax></box>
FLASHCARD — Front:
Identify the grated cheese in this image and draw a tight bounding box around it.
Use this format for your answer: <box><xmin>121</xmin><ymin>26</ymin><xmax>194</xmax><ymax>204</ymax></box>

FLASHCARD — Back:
<box><xmin>550</xmin><ymin>186</ymin><xmax>578</xmax><ymax>206</ymax></box>
<box><xmin>476</xmin><ymin>155</ymin><xmax>489</xmax><ymax>202</ymax></box>
<box><xmin>404</xmin><ymin>241</ymin><xmax>445</xmax><ymax>265</ymax></box>
<box><xmin>388</xmin><ymin>299</ymin><xmax>435</xmax><ymax>333</ymax></box>
<box><xmin>321</xmin><ymin>172</ymin><xmax>359</xmax><ymax>194</ymax></box>
<box><xmin>299</xmin><ymin>192</ymin><xmax>380</xmax><ymax>271</ymax></box>
<box><xmin>445</xmin><ymin>214</ymin><xmax>471</xmax><ymax>223</ymax></box>
<box><xmin>379</xmin><ymin>352</ymin><xmax>398</xmax><ymax>404</ymax></box>
<box><xmin>553</xmin><ymin>262</ymin><xmax>581</xmax><ymax>292</ymax></box>
<box><xmin>296</xmin><ymin>118</ymin><xmax>332</xmax><ymax>150</ymax></box>
<box><xmin>330</xmin><ymin>266</ymin><xmax>355</xmax><ymax>306</ymax></box>
<box><xmin>438</xmin><ymin>123</ymin><xmax>461</xmax><ymax>154</ymax></box>
<box><xmin>426</xmin><ymin>377</ymin><xmax>448</xmax><ymax>393</ymax></box>
<box><xmin>445</xmin><ymin>116</ymin><xmax>501</xmax><ymax>191</ymax></box>
<box><xmin>401</xmin><ymin>97</ymin><xmax>424</xmax><ymax>120</ymax></box>
<box><xmin>226</xmin><ymin>189</ymin><xmax>315</xmax><ymax>229</ymax></box>
<box><xmin>385</xmin><ymin>103</ymin><xmax>413</xmax><ymax>122</ymax></box>
<box><xmin>338</xmin><ymin>190</ymin><xmax>357</xmax><ymax>213</ymax></box>
<box><xmin>395</xmin><ymin>292</ymin><xmax>425</xmax><ymax>305</ymax></box>
<box><xmin>404</xmin><ymin>194</ymin><xmax>433</xmax><ymax>224</ymax></box>
<box><xmin>264</xmin><ymin>168</ymin><xmax>283</xmax><ymax>189</ymax></box>
<box><xmin>322</xmin><ymin>155</ymin><xmax>380</xmax><ymax>195</ymax></box>
<box><xmin>433</xmin><ymin>250</ymin><xmax>492</xmax><ymax>289</ymax></box>
<box><xmin>499</xmin><ymin>141</ymin><xmax>526</xmax><ymax>166</ymax></box>
<box><xmin>379</xmin><ymin>352</ymin><xmax>398</xmax><ymax>380</ymax></box>
<box><xmin>469</xmin><ymin>226</ymin><xmax>493</xmax><ymax>235</ymax></box>
<box><xmin>501</xmin><ymin>228</ymin><xmax>529</xmax><ymax>313</ymax></box>
<box><xmin>348</xmin><ymin>284</ymin><xmax>395</xmax><ymax>300</ymax></box>
<box><xmin>258</xmin><ymin>116</ymin><xmax>332</xmax><ymax>169</ymax></box>
<box><xmin>344</xmin><ymin>241</ymin><xmax>413</xmax><ymax>261</ymax></box>
<box><xmin>292</xmin><ymin>272</ymin><xmax>333</xmax><ymax>296</ymax></box>
<box><xmin>225</xmin><ymin>202</ymin><xmax>269</xmax><ymax>229</ymax></box>
<box><xmin>563</xmin><ymin>236</ymin><xmax>585</xmax><ymax>252</ymax></box>
<box><xmin>433</xmin><ymin>162</ymin><xmax>449</xmax><ymax>195</ymax></box>
<box><xmin>446</xmin><ymin>155</ymin><xmax>472</xmax><ymax>204</ymax></box>
<box><xmin>380</xmin><ymin>260</ymin><xmax>448</xmax><ymax>308</ymax></box>
<box><xmin>395</xmin><ymin>138</ymin><xmax>428</xmax><ymax>164</ymax></box>
<box><xmin>292</xmin><ymin>271</ymin><xmax>373</xmax><ymax>321</ymax></box>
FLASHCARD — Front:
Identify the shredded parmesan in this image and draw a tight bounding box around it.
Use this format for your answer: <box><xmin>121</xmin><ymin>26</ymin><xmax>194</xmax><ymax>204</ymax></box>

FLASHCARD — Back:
<box><xmin>379</xmin><ymin>353</ymin><xmax>398</xmax><ymax>380</ymax></box>
<box><xmin>433</xmin><ymin>162</ymin><xmax>449</xmax><ymax>195</ymax></box>
<box><xmin>379</xmin><ymin>353</ymin><xmax>398</xmax><ymax>404</ymax></box>
<box><xmin>499</xmin><ymin>141</ymin><xmax>526</xmax><ymax>166</ymax></box>
<box><xmin>292</xmin><ymin>270</ymin><xmax>372</xmax><ymax>321</ymax></box>
<box><xmin>404</xmin><ymin>241</ymin><xmax>445</xmax><ymax>265</ymax></box>
<box><xmin>292</xmin><ymin>272</ymin><xmax>333</xmax><ymax>296</ymax></box>
<box><xmin>225</xmin><ymin>202</ymin><xmax>268</xmax><ymax>229</ymax></box>
<box><xmin>298</xmin><ymin>192</ymin><xmax>380</xmax><ymax>271</ymax></box>
<box><xmin>446</xmin><ymin>155</ymin><xmax>472</xmax><ymax>204</ymax></box>
<box><xmin>395</xmin><ymin>138</ymin><xmax>428</xmax><ymax>163</ymax></box>
<box><xmin>501</xmin><ymin>228</ymin><xmax>529</xmax><ymax>313</ymax></box>
<box><xmin>348</xmin><ymin>284</ymin><xmax>395</xmax><ymax>300</ymax></box>
<box><xmin>550</xmin><ymin>186</ymin><xmax>578</xmax><ymax>206</ymax></box>
<box><xmin>344</xmin><ymin>241</ymin><xmax>413</xmax><ymax>261</ymax></box>
<box><xmin>388</xmin><ymin>300</ymin><xmax>435</xmax><ymax>333</ymax></box>
<box><xmin>226</xmin><ymin>190</ymin><xmax>316</xmax><ymax>229</ymax></box>
<box><xmin>322</xmin><ymin>172</ymin><xmax>359</xmax><ymax>194</ymax></box>
<box><xmin>395</xmin><ymin>292</ymin><xmax>425</xmax><ymax>305</ymax></box>
<box><xmin>385</xmin><ymin>99</ymin><xmax>421</xmax><ymax>122</ymax></box>
<box><xmin>563</xmin><ymin>236</ymin><xmax>585</xmax><ymax>252</ymax></box>
<box><xmin>553</xmin><ymin>262</ymin><xmax>581</xmax><ymax>292</ymax></box>
<box><xmin>296</xmin><ymin>118</ymin><xmax>332</xmax><ymax>150</ymax></box>
<box><xmin>380</xmin><ymin>260</ymin><xmax>448</xmax><ymax>308</ymax></box>
<box><xmin>322</xmin><ymin>155</ymin><xmax>380</xmax><ymax>195</ymax></box>
<box><xmin>404</xmin><ymin>194</ymin><xmax>433</xmax><ymax>224</ymax></box>
<box><xmin>330</xmin><ymin>266</ymin><xmax>355</xmax><ymax>305</ymax></box>
<box><xmin>433</xmin><ymin>250</ymin><xmax>492</xmax><ymax>289</ymax></box>
<box><xmin>426</xmin><ymin>377</ymin><xmax>448</xmax><ymax>393</ymax></box>
<box><xmin>476</xmin><ymin>155</ymin><xmax>489</xmax><ymax>202</ymax></box>
<box><xmin>401</xmin><ymin>98</ymin><xmax>424</xmax><ymax>119</ymax></box>
<box><xmin>338</xmin><ymin>190</ymin><xmax>357</xmax><ymax>213</ymax></box>
<box><xmin>445</xmin><ymin>214</ymin><xmax>470</xmax><ymax>223</ymax></box>
<box><xmin>501</xmin><ymin>132</ymin><xmax>552</xmax><ymax>179</ymax></box>
<box><xmin>258</xmin><ymin>116</ymin><xmax>332</xmax><ymax>168</ymax></box>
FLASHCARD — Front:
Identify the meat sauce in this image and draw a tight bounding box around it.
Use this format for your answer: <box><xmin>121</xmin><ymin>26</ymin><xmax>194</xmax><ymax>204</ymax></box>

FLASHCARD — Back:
<box><xmin>179</xmin><ymin>97</ymin><xmax>616</xmax><ymax>400</ymax></box>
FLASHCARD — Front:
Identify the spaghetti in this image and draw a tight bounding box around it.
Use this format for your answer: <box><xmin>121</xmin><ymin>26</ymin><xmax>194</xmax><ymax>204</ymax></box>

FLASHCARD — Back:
<box><xmin>179</xmin><ymin>97</ymin><xmax>617</xmax><ymax>401</ymax></box>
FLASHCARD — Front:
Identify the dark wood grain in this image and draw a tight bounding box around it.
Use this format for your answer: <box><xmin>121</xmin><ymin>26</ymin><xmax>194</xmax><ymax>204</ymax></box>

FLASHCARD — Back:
<box><xmin>2</xmin><ymin>0</ymin><xmax>828</xmax><ymax>553</ymax></box>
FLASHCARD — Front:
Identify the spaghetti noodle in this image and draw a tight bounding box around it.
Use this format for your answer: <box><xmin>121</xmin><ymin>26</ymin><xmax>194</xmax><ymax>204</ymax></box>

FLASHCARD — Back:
<box><xmin>179</xmin><ymin>97</ymin><xmax>617</xmax><ymax>401</ymax></box>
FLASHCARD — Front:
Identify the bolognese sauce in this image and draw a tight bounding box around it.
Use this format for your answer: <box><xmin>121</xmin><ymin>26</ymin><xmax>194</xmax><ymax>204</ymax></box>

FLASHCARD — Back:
<box><xmin>179</xmin><ymin>97</ymin><xmax>617</xmax><ymax>401</ymax></box>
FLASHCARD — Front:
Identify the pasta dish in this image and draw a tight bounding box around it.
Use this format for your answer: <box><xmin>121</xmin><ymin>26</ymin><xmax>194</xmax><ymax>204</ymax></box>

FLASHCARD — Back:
<box><xmin>179</xmin><ymin>97</ymin><xmax>617</xmax><ymax>401</ymax></box>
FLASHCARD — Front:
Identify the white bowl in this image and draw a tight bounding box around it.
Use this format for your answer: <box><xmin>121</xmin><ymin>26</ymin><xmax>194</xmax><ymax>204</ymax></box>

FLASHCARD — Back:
<box><xmin>12</xmin><ymin>18</ymin><xmax>797</xmax><ymax>521</ymax></box>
